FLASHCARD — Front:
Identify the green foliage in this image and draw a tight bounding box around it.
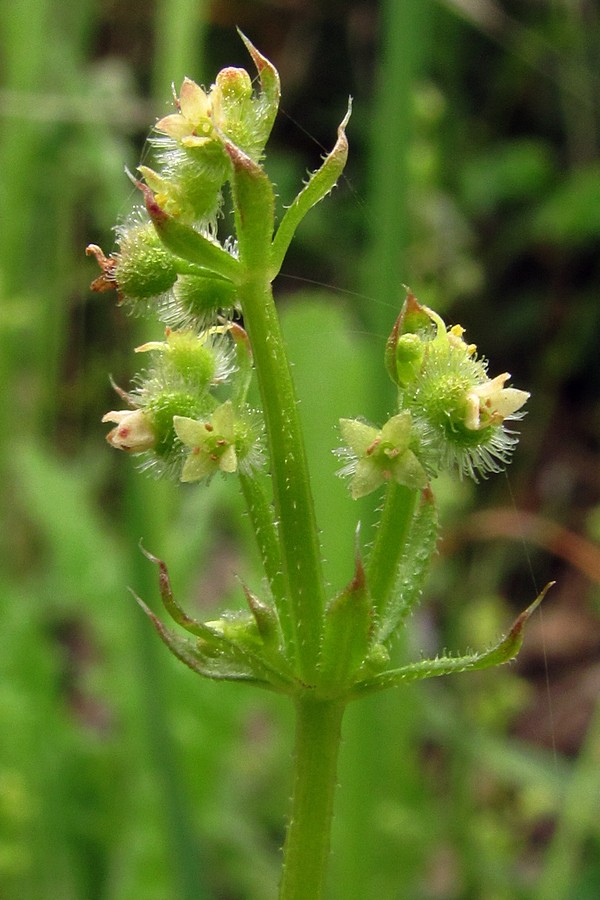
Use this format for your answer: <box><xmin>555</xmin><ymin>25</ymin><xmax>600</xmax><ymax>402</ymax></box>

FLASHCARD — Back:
<box><xmin>1</xmin><ymin>1</ymin><xmax>599</xmax><ymax>898</ymax></box>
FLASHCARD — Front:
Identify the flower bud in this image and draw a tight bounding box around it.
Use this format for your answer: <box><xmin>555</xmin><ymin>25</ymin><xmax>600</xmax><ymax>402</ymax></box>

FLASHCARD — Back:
<box><xmin>384</xmin><ymin>291</ymin><xmax>433</xmax><ymax>386</ymax></box>
<box><xmin>102</xmin><ymin>409</ymin><xmax>156</xmax><ymax>452</ymax></box>
<box><xmin>211</xmin><ymin>66</ymin><xmax>267</xmax><ymax>160</ymax></box>
<box><xmin>395</xmin><ymin>333</ymin><xmax>425</xmax><ymax>387</ymax></box>
<box><xmin>214</xmin><ymin>67</ymin><xmax>253</xmax><ymax>108</ymax></box>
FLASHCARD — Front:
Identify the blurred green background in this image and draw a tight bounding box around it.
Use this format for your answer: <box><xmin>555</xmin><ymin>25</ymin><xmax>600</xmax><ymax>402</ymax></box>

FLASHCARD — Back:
<box><xmin>1</xmin><ymin>1</ymin><xmax>600</xmax><ymax>897</ymax></box>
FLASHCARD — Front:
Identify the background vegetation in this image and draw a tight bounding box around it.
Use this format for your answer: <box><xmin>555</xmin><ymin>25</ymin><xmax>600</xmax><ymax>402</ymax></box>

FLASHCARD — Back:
<box><xmin>1</xmin><ymin>1</ymin><xmax>599</xmax><ymax>897</ymax></box>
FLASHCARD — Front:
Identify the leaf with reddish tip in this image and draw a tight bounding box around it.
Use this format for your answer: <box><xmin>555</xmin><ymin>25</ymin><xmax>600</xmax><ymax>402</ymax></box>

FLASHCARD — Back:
<box><xmin>131</xmin><ymin>590</ymin><xmax>273</xmax><ymax>685</ymax></box>
<box><xmin>139</xmin><ymin>182</ymin><xmax>239</xmax><ymax>281</ymax></box>
<box><xmin>270</xmin><ymin>100</ymin><xmax>352</xmax><ymax>280</ymax></box>
<box><xmin>242</xmin><ymin>583</ymin><xmax>281</xmax><ymax>648</ymax></box>
<box><xmin>352</xmin><ymin>582</ymin><xmax>554</xmax><ymax>697</ymax></box>
<box><xmin>318</xmin><ymin>544</ymin><xmax>373</xmax><ymax>692</ymax></box>
<box><xmin>237</xmin><ymin>29</ymin><xmax>280</xmax><ymax>135</ymax></box>
<box><xmin>140</xmin><ymin>543</ymin><xmax>220</xmax><ymax>641</ymax></box>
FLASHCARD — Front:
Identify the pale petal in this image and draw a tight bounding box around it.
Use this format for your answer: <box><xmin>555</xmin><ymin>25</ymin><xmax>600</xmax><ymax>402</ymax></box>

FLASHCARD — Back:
<box><xmin>350</xmin><ymin>459</ymin><xmax>383</xmax><ymax>499</ymax></box>
<box><xmin>178</xmin><ymin>77</ymin><xmax>211</xmax><ymax>122</ymax></box>
<box><xmin>492</xmin><ymin>388</ymin><xmax>530</xmax><ymax>419</ymax></box>
<box><xmin>137</xmin><ymin>165</ymin><xmax>169</xmax><ymax>193</ymax></box>
<box><xmin>219</xmin><ymin>445</ymin><xmax>238</xmax><ymax>473</ymax></box>
<box><xmin>155</xmin><ymin>114</ymin><xmax>193</xmax><ymax>139</ymax></box>
<box><xmin>339</xmin><ymin>418</ymin><xmax>378</xmax><ymax>455</ymax></box>
<box><xmin>181</xmin><ymin>451</ymin><xmax>215</xmax><ymax>483</ymax></box>
<box><xmin>102</xmin><ymin>410</ymin><xmax>128</xmax><ymax>425</ymax></box>
<box><xmin>464</xmin><ymin>393</ymin><xmax>481</xmax><ymax>430</ymax></box>
<box><xmin>134</xmin><ymin>340</ymin><xmax>167</xmax><ymax>353</ymax></box>
<box><xmin>473</xmin><ymin>372</ymin><xmax>510</xmax><ymax>400</ymax></box>
<box><xmin>393</xmin><ymin>450</ymin><xmax>428</xmax><ymax>490</ymax></box>
<box><xmin>173</xmin><ymin>415</ymin><xmax>206</xmax><ymax>447</ymax></box>
<box><xmin>181</xmin><ymin>134</ymin><xmax>212</xmax><ymax>148</ymax></box>
<box><xmin>212</xmin><ymin>401</ymin><xmax>235</xmax><ymax>440</ymax></box>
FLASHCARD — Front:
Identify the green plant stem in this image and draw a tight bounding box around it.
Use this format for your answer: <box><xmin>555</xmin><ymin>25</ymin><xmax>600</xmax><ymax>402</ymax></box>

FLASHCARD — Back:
<box><xmin>367</xmin><ymin>482</ymin><xmax>418</xmax><ymax>617</ymax></box>
<box><xmin>280</xmin><ymin>698</ymin><xmax>346</xmax><ymax>900</ymax></box>
<box><xmin>230</xmin><ymin>151</ymin><xmax>326</xmax><ymax>681</ymax></box>
<box><xmin>242</xmin><ymin>270</ymin><xmax>325</xmax><ymax>679</ymax></box>
<box><xmin>238</xmin><ymin>471</ymin><xmax>293</xmax><ymax>657</ymax></box>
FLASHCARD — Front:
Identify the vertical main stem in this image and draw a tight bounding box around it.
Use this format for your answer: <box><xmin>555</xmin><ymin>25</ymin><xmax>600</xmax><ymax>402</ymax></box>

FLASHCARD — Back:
<box><xmin>280</xmin><ymin>698</ymin><xmax>346</xmax><ymax>900</ymax></box>
<box><xmin>240</xmin><ymin>271</ymin><xmax>326</xmax><ymax>678</ymax></box>
<box><xmin>230</xmin><ymin>150</ymin><xmax>327</xmax><ymax>680</ymax></box>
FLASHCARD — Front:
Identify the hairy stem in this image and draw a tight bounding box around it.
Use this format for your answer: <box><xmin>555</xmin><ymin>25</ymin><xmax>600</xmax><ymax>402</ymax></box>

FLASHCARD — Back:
<box><xmin>280</xmin><ymin>698</ymin><xmax>346</xmax><ymax>900</ymax></box>
<box><xmin>238</xmin><ymin>471</ymin><xmax>294</xmax><ymax>660</ymax></box>
<box><xmin>229</xmin><ymin>147</ymin><xmax>326</xmax><ymax>680</ymax></box>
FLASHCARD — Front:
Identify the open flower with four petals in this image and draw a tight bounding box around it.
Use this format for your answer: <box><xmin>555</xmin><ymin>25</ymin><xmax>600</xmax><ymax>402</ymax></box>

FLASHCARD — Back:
<box><xmin>337</xmin><ymin>412</ymin><xmax>428</xmax><ymax>499</ymax></box>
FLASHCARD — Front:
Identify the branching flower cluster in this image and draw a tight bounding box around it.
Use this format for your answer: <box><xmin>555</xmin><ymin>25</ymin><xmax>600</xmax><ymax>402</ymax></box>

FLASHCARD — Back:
<box><xmin>88</xmin><ymin>35</ymin><xmax>548</xmax><ymax>899</ymax></box>
<box><xmin>88</xmin><ymin>33</ymin><xmax>542</xmax><ymax>702</ymax></box>
<box><xmin>336</xmin><ymin>293</ymin><xmax>530</xmax><ymax>495</ymax></box>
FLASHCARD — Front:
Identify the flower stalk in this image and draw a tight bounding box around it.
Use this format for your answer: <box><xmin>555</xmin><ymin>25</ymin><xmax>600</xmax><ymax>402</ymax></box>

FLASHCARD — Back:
<box><xmin>87</xmin><ymin>34</ymin><xmax>544</xmax><ymax>899</ymax></box>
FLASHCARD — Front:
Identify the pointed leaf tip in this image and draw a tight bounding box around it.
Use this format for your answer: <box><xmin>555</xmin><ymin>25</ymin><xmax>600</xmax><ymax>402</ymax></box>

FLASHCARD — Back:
<box><xmin>140</xmin><ymin>542</ymin><xmax>219</xmax><ymax>640</ymax></box>
<box><xmin>241</xmin><ymin>581</ymin><xmax>280</xmax><ymax>644</ymax></box>
<box><xmin>351</xmin><ymin>582</ymin><xmax>554</xmax><ymax>697</ymax></box>
<box><xmin>129</xmin><ymin>587</ymin><xmax>166</xmax><ymax>633</ymax></box>
<box><xmin>507</xmin><ymin>580</ymin><xmax>554</xmax><ymax>642</ymax></box>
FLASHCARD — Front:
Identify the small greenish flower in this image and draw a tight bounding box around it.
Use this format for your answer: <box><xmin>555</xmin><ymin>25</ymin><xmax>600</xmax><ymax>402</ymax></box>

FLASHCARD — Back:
<box><xmin>174</xmin><ymin>401</ymin><xmax>237</xmax><ymax>482</ymax></box>
<box><xmin>383</xmin><ymin>293</ymin><xmax>530</xmax><ymax>481</ymax></box>
<box><xmin>337</xmin><ymin>412</ymin><xmax>428</xmax><ymax>499</ymax></box>
<box><xmin>155</xmin><ymin>77</ymin><xmax>216</xmax><ymax>148</ymax></box>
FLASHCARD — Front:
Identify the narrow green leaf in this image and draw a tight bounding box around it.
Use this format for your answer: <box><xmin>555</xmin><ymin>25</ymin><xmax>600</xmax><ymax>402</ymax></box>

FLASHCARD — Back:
<box><xmin>225</xmin><ymin>142</ymin><xmax>276</xmax><ymax>265</ymax></box>
<box><xmin>270</xmin><ymin>101</ymin><xmax>352</xmax><ymax>279</ymax></box>
<box><xmin>376</xmin><ymin>488</ymin><xmax>438</xmax><ymax>642</ymax></box>
<box><xmin>133</xmin><ymin>591</ymin><xmax>272</xmax><ymax>685</ymax></box>
<box><xmin>318</xmin><ymin>545</ymin><xmax>373</xmax><ymax>692</ymax></box>
<box><xmin>367</xmin><ymin>482</ymin><xmax>420</xmax><ymax>621</ymax></box>
<box><xmin>139</xmin><ymin>544</ymin><xmax>221</xmax><ymax>641</ymax></box>
<box><xmin>242</xmin><ymin>581</ymin><xmax>283</xmax><ymax>650</ymax></box>
<box><xmin>352</xmin><ymin>583</ymin><xmax>554</xmax><ymax>697</ymax></box>
<box><xmin>238</xmin><ymin>472</ymin><xmax>292</xmax><ymax>654</ymax></box>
